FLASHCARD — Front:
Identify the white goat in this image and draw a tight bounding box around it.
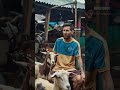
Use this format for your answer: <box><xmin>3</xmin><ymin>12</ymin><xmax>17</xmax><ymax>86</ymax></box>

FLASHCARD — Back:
<box><xmin>35</xmin><ymin>62</ymin><xmax>43</xmax><ymax>79</ymax></box>
<box><xmin>35</xmin><ymin>78</ymin><xmax>54</xmax><ymax>90</ymax></box>
<box><xmin>51</xmin><ymin>69</ymin><xmax>71</xmax><ymax>90</ymax></box>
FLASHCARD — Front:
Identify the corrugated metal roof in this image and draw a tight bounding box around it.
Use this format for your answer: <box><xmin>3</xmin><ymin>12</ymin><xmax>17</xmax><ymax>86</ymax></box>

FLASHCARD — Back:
<box><xmin>35</xmin><ymin>0</ymin><xmax>85</xmax><ymax>9</ymax></box>
<box><xmin>35</xmin><ymin>14</ymin><xmax>45</xmax><ymax>21</ymax></box>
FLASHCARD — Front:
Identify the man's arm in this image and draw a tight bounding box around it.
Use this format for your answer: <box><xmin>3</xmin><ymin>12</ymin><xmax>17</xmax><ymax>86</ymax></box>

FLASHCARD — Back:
<box><xmin>101</xmin><ymin>70</ymin><xmax>114</xmax><ymax>90</ymax></box>
<box><xmin>77</xmin><ymin>55</ymin><xmax>85</xmax><ymax>80</ymax></box>
<box><xmin>94</xmin><ymin>42</ymin><xmax>114</xmax><ymax>90</ymax></box>
<box><xmin>75</xmin><ymin>42</ymin><xmax>85</xmax><ymax>80</ymax></box>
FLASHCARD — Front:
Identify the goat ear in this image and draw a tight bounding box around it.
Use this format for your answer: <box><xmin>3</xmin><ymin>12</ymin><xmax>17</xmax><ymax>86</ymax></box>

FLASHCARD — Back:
<box><xmin>68</xmin><ymin>72</ymin><xmax>77</xmax><ymax>75</ymax></box>
<box><xmin>40</xmin><ymin>52</ymin><xmax>47</xmax><ymax>54</ymax></box>
<box><xmin>50</xmin><ymin>73</ymin><xmax>57</xmax><ymax>78</ymax></box>
<box><xmin>55</xmin><ymin>53</ymin><xmax>59</xmax><ymax>56</ymax></box>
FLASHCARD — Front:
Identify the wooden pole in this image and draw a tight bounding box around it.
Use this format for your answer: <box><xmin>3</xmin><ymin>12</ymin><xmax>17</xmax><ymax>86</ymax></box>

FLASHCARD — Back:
<box><xmin>74</xmin><ymin>0</ymin><xmax>80</xmax><ymax>42</ymax></box>
<box><xmin>77</xmin><ymin>13</ymin><xmax>81</xmax><ymax>43</ymax></box>
<box><xmin>101</xmin><ymin>0</ymin><xmax>110</xmax><ymax>41</ymax></box>
<box><xmin>23</xmin><ymin>0</ymin><xmax>33</xmax><ymax>35</ymax></box>
<box><xmin>96</xmin><ymin>0</ymin><xmax>100</xmax><ymax>33</ymax></box>
<box><xmin>74</xmin><ymin>0</ymin><xmax>77</xmax><ymax>29</ymax></box>
<box><xmin>78</xmin><ymin>12</ymin><xmax>81</xmax><ymax>29</ymax></box>
<box><xmin>45</xmin><ymin>9</ymin><xmax>51</xmax><ymax>42</ymax></box>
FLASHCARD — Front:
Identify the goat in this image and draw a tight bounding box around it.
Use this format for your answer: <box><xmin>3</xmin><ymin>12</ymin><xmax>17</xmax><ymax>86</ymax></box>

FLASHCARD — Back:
<box><xmin>36</xmin><ymin>83</ymin><xmax>45</xmax><ymax>90</ymax></box>
<box><xmin>35</xmin><ymin>60</ymin><xmax>52</xmax><ymax>79</ymax></box>
<box><xmin>35</xmin><ymin>62</ymin><xmax>43</xmax><ymax>79</ymax></box>
<box><xmin>35</xmin><ymin>51</ymin><xmax>58</xmax><ymax>79</ymax></box>
<box><xmin>35</xmin><ymin>78</ymin><xmax>53</xmax><ymax>90</ymax></box>
<box><xmin>40</xmin><ymin>51</ymin><xmax>58</xmax><ymax>65</ymax></box>
<box><xmin>51</xmin><ymin>69</ymin><xmax>71</xmax><ymax>90</ymax></box>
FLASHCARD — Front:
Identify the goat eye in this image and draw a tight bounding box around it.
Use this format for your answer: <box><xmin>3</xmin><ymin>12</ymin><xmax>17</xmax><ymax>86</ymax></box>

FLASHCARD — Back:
<box><xmin>58</xmin><ymin>77</ymin><xmax>63</xmax><ymax>81</ymax></box>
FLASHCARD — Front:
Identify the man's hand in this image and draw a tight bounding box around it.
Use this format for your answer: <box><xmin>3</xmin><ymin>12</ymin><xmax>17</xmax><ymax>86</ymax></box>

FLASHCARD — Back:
<box><xmin>72</xmin><ymin>75</ymin><xmax>81</xmax><ymax>88</ymax></box>
<box><xmin>73</xmin><ymin>74</ymin><xmax>85</xmax><ymax>90</ymax></box>
<box><xmin>81</xmin><ymin>72</ymin><xmax>85</xmax><ymax>81</ymax></box>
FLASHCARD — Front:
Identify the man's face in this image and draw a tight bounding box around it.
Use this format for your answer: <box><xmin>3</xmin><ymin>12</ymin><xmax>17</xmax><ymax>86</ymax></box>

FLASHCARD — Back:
<box><xmin>85</xmin><ymin>10</ymin><xmax>94</xmax><ymax>30</ymax></box>
<box><xmin>63</xmin><ymin>26</ymin><xmax>73</xmax><ymax>39</ymax></box>
<box><xmin>85</xmin><ymin>10</ymin><xmax>93</xmax><ymax>22</ymax></box>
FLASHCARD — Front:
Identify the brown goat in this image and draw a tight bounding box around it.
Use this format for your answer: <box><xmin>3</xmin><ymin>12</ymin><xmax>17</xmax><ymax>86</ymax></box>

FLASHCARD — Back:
<box><xmin>35</xmin><ymin>51</ymin><xmax>57</xmax><ymax>80</ymax></box>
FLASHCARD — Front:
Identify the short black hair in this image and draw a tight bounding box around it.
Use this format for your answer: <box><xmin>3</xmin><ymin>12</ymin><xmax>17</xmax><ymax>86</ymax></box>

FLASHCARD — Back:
<box><xmin>63</xmin><ymin>23</ymin><xmax>74</xmax><ymax>31</ymax></box>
